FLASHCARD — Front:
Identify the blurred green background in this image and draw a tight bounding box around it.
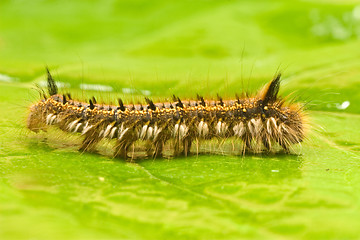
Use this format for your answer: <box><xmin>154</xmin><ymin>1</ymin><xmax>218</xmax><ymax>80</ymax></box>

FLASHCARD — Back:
<box><xmin>1</xmin><ymin>0</ymin><xmax>360</xmax><ymax>239</ymax></box>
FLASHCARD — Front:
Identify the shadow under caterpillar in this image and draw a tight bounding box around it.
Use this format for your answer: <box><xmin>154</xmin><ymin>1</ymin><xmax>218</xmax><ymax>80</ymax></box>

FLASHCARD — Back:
<box><xmin>27</xmin><ymin>69</ymin><xmax>308</xmax><ymax>159</ymax></box>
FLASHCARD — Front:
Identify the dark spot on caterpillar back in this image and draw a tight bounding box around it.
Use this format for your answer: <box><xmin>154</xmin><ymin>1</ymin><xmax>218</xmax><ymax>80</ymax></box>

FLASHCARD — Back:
<box><xmin>145</xmin><ymin>98</ymin><xmax>156</xmax><ymax>111</ymax></box>
<box><xmin>263</xmin><ymin>73</ymin><xmax>281</xmax><ymax>105</ymax></box>
<box><xmin>118</xmin><ymin>98</ymin><xmax>126</xmax><ymax>111</ymax></box>
<box><xmin>173</xmin><ymin>95</ymin><xmax>184</xmax><ymax>108</ymax></box>
<box><xmin>89</xmin><ymin>99</ymin><xmax>95</xmax><ymax>110</ymax></box>
<box><xmin>46</xmin><ymin>67</ymin><xmax>58</xmax><ymax>96</ymax></box>
<box><xmin>197</xmin><ymin>95</ymin><xmax>206</xmax><ymax>107</ymax></box>
<box><xmin>62</xmin><ymin>94</ymin><xmax>67</xmax><ymax>104</ymax></box>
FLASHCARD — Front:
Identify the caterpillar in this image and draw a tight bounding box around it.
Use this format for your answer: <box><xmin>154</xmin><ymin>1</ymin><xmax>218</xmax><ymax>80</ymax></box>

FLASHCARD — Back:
<box><xmin>27</xmin><ymin>69</ymin><xmax>307</xmax><ymax>159</ymax></box>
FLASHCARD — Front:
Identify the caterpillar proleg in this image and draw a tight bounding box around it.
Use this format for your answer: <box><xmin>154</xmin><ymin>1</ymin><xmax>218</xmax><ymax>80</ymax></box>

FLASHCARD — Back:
<box><xmin>27</xmin><ymin>69</ymin><xmax>307</xmax><ymax>159</ymax></box>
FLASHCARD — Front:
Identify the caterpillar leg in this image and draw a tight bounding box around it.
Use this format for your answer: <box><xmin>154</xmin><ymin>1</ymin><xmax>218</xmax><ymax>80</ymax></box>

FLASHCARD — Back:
<box><xmin>182</xmin><ymin>138</ymin><xmax>192</xmax><ymax>157</ymax></box>
<box><xmin>173</xmin><ymin>140</ymin><xmax>181</xmax><ymax>156</ymax></box>
<box><xmin>241</xmin><ymin>135</ymin><xmax>252</xmax><ymax>152</ymax></box>
<box><xmin>114</xmin><ymin>141</ymin><xmax>131</xmax><ymax>159</ymax></box>
<box><xmin>145</xmin><ymin>141</ymin><xmax>154</xmax><ymax>158</ymax></box>
<box><xmin>151</xmin><ymin>126</ymin><xmax>169</xmax><ymax>158</ymax></box>
<box><xmin>145</xmin><ymin>140</ymin><xmax>165</xmax><ymax>159</ymax></box>
<box><xmin>114</xmin><ymin>128</ymin><xmax>136</xmax><ymax>159</ymax></box>
<box><xmin>152</xmin><ymin>140</ymin><xmax>164</xmax><ymax>158</ymax></box>
<box><xmin>262</xmin><ymin>137</ymin><xmax>271</xmax><ymax>151</ymax></box>
<box><xmin>80</xmin><ymin>127</ymin><xmax>101</xmax><ymax>152</ymax></box>
<box><xmin>173</xmin><ymin>137</ymin><xmax>192</xmax><ymax>157</ymax></box>
<box><xmin>279</xmin><ymin>141</ymin><xmax>290</xmax><ymax>153</ymax></box>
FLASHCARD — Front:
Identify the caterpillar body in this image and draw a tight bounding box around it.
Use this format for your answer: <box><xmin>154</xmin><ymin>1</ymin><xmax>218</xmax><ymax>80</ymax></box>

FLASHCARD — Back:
<box><xmin>27</xmin><ymin>69</ymin><xmax>307</xmax><ymax>159</ymax></box>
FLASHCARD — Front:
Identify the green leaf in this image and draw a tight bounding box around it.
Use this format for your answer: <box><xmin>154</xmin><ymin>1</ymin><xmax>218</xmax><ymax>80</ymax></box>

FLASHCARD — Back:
<box><xmin>1</xmin><ymin>0</ymin><xmax>360</xmax><ymax>239</ymax></box>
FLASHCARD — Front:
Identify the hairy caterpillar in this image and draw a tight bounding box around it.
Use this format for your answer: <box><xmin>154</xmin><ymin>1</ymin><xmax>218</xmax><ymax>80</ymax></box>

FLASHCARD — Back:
<box><xmin>27</xmin><ymin>69</ymin><xmax>307</xmax><ymax>159</ymax></box>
